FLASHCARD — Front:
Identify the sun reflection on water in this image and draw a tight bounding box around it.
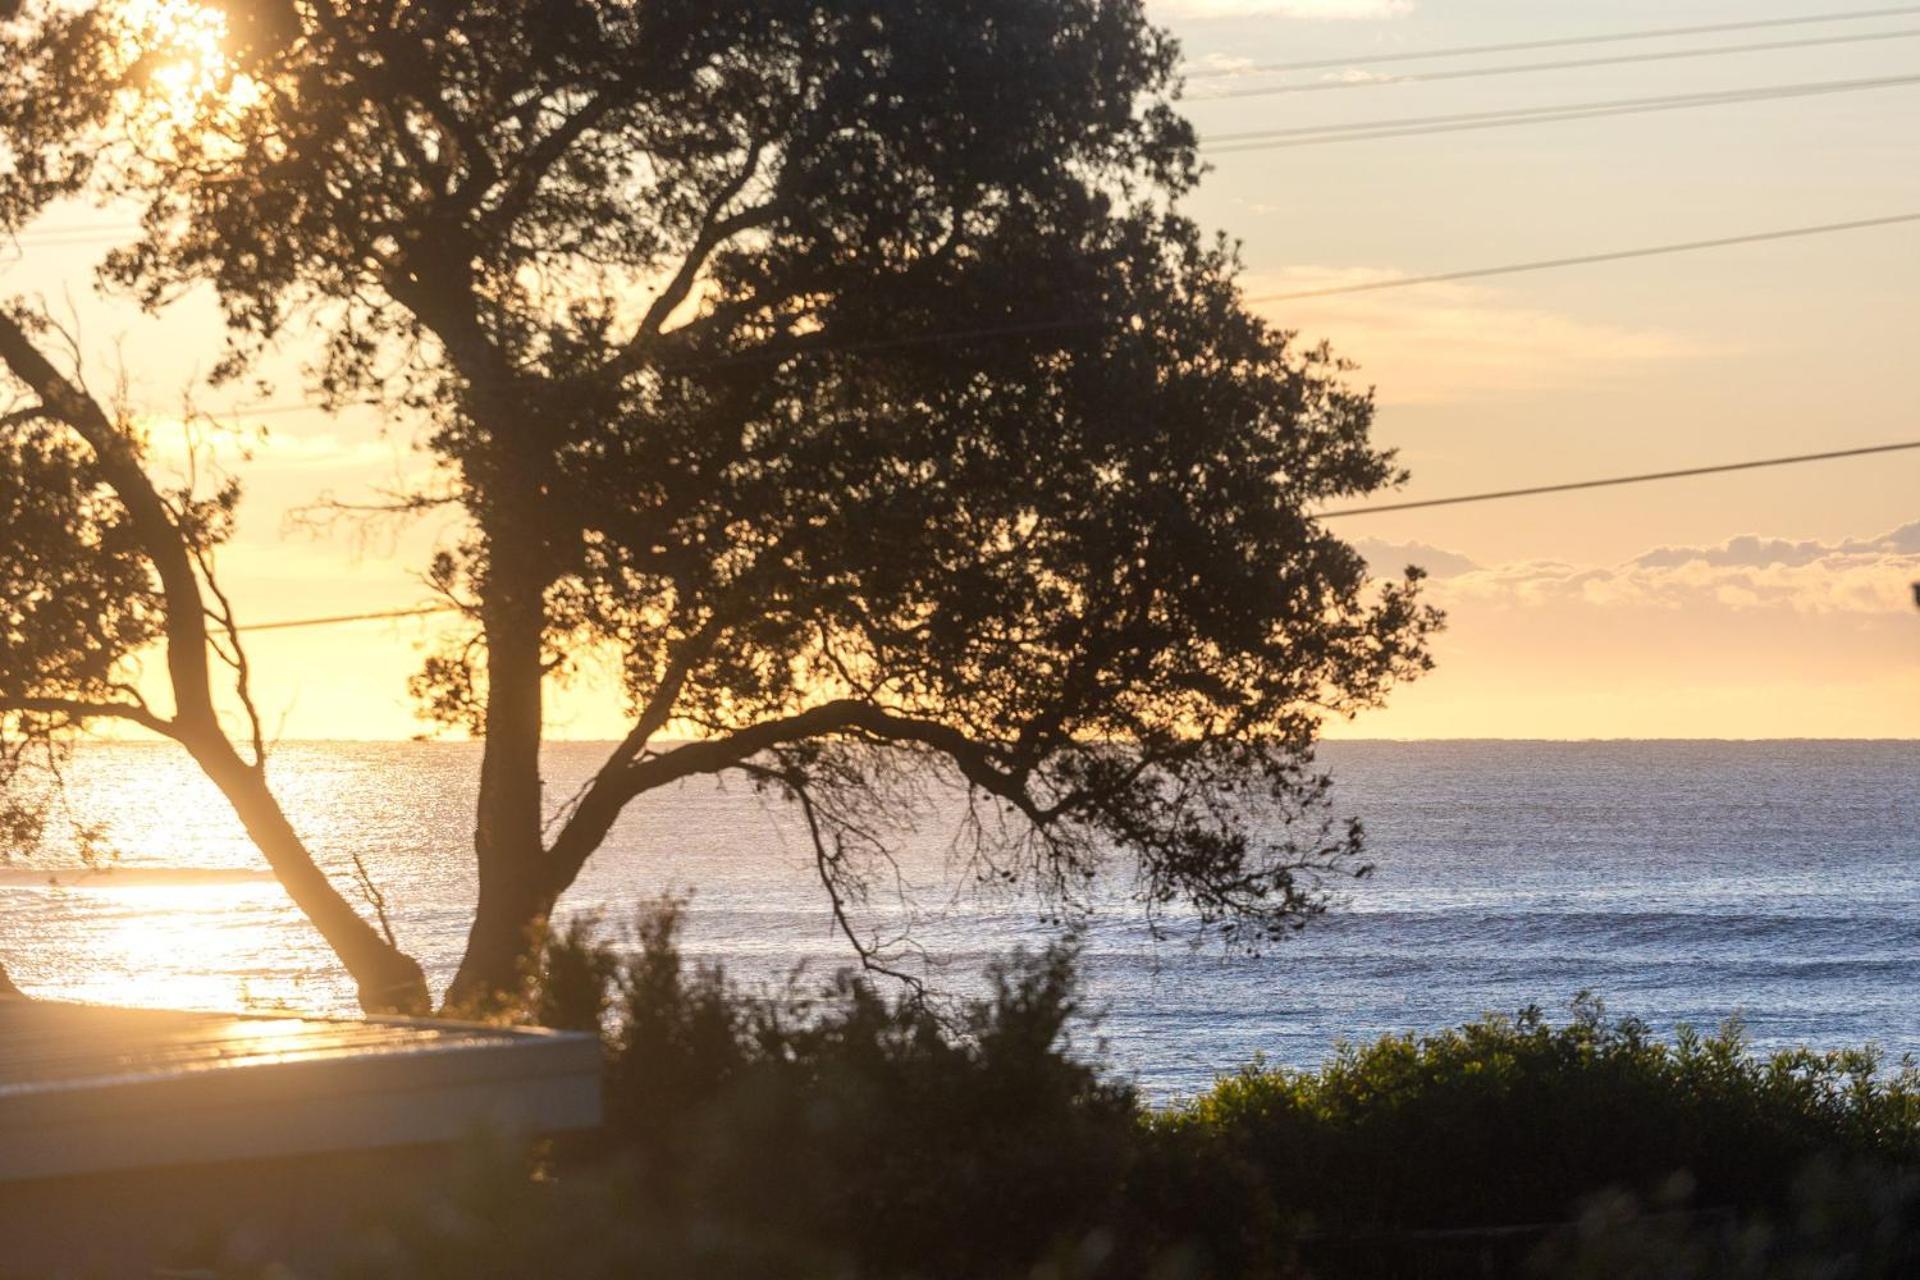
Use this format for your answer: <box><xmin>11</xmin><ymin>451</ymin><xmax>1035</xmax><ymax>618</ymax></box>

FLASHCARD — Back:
<box><xmin>0</xmin><ymin>744</ymin><xmax>477</xmax><ymax>1018</ymax></box>
<box><xmin>10</xmin><ymin>879</ymin><xmax>344</xmax><ymax>1015</ymax></box>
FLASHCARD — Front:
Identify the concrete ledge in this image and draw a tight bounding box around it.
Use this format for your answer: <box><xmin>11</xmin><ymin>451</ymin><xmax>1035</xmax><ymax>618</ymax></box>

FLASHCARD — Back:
<box><xmin>0</xmin><ymin>1001</ymin><xmax>603</xmax><ymax>1276</ymax></box>
<box><xmin>0</xmin><ymin>1001</ymin><xmax>602</xmax><ymax>1181</ymax></box>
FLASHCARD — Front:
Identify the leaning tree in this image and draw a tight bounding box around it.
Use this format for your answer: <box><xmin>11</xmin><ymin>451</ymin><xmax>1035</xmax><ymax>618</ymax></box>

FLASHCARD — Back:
<box><xmin>3</xmin><ymin>0</ymin><xmax>1436</xmax><ymax>1011</ymax></box>
<box><xmin>0</xmin><ymin>0</ymin><xmax>430</xmax><ymax>1009</ymax></box>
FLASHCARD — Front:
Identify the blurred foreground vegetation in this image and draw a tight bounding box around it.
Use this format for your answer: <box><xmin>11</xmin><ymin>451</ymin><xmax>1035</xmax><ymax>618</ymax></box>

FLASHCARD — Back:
<box><xmin>331</xmin><ymin>904</ymin><xmax>1920</xmax><ymax>1279</ymax></box>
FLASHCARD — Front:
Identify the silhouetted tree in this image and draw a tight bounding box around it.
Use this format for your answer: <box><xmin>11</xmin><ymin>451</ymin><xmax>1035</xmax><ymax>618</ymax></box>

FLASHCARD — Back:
<box><xmin>0</xmin><ymin>1</ymin><xmax>429</xmax><ymax>1009</ymax></box>
<box><xmin>4</xmin><ymin>0</ymin><xmax>1436</xmax><ymax>1009</ymax></box>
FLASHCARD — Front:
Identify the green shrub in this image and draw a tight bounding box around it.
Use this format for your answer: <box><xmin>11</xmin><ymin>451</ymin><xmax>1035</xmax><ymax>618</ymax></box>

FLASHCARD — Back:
<box><xmin>349</xmin><ymin>916</ymin><xmax>1920</xmax><ymax>1280</ymax></box>
<box><xmin>1171</xmin><ymin>995</ymin><xmax>1920</xmax><ymax>1257</ymax></box>
<box><xmin>591</xmin><ymin>902</ymin><xmax>1158</xmax><ymax>1277</ymax></box>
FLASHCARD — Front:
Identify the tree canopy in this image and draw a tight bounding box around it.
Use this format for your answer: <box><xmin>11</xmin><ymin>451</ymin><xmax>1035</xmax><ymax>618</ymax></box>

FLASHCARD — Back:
<box><xmin>2</xmin><ymin>0</ymin><xmax>1437</xmax><ymax>1009</ymax></box>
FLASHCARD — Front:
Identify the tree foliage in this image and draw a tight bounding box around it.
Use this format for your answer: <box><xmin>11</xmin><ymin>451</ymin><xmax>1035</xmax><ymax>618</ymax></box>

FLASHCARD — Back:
<box><xmin>0</xmin><ymin>418</ymin><xmax>162</xmax><ymax>698</ymax></box>
<box><xmin>4</xmin><ymin>0</ymin><xmax>1438</xmax><ymax>1003</ymax></box>
<box><xmin>0</xmin><ymin>0</ymin><xmax>432</xmax><ymax>1007</ymax></box>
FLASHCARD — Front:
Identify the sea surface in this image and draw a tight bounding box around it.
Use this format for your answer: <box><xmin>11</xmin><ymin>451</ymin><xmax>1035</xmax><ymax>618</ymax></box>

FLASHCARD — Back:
<box><xmin>3</xmin><ymin>740</ymin><xmax>1915</xmax><ymax>1099</ymax></box>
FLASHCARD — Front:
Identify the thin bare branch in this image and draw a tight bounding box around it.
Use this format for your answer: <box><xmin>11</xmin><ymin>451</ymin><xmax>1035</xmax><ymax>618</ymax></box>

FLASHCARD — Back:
<box><xmin>188</xmin><ymin>537</ymin><xmax>266</xmax><ymax>770</ymax></box>
<box><xmin>348</xmin><ymin>850</ymin><xmax>401</xmax><ymax>951</ymax></box>
<box><xmin>0</xmin><ymin>696</ymin><xmax>177</xmax><ymax>738</ymax></box>
<box><xmin>750</xmin><ymin>758</ymin><xmax>928</xmax><ymax>1001</ymax></box>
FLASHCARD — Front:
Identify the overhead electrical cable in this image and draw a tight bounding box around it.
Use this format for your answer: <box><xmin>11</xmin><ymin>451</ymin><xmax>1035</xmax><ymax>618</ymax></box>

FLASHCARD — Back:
<box><xmin>1243</xmin><ymin>212</ymin><xmax>1920</xmax><ymax>302</ymax></box>
<box><xmin>1183</xmin><ymin>4</ymin><xmax>1920</xmax><ymax>77</ymax></box>
<box><xmin>219</xmin><ymin>443</ymin><xmax>1920</xmax><ymax>636</ymax></box>
<box><xmin>1203</xmin><ymin>71</ymin><xmax>1920</xmax><ymax>151</ymax></box>
<box><xmin>4</xmin><ymin>233</ymin><xmax>142</xmax><ymax>251</ymax></box>
<box><xmin>234</xmin><ymin>606</ymin><xmax>454</xmax><ymax>634</ymax></box>
<box><xmin>196</xmin><ymin>206</ymin><xmax>1917</xmax><ymax>411</ymax></box>
<box><xmin>1315</xmin><ymin>441</ymin><xmax>1920</xmax><ymax>518</ymax></box>
<box><xmin>1191</xmin><ymin>27</ymin><xmax>1920</xmax><ymax>100</ymax></box>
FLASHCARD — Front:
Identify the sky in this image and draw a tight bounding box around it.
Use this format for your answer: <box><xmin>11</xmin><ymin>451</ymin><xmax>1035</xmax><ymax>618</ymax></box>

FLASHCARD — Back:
<box><xmin>6</xmin><ymin>0</ymin><xmax>1918</xmax><ymax>740</ymax></box>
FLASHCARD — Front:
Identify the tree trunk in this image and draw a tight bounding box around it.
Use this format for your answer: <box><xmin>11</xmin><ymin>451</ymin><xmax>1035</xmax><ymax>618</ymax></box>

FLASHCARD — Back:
<box><xmin>0</xmin><ymin>311</ymin><xmax>430</xmax><ymax>1017</ymax></box>
<box><xmin>446</xmin><ymin>867</ymin><xmax>556</xmax><ymax>1013</ymax></box>
<box><xmin>186</xmin><ymin>731</ymin><xmax>430</xmax><ymax>1014</ymax></box>
<box><xmin>383</xmin><ymin>273</ymin><xmax>564</xmax><ymax>1014</ymax></box>
<box><xmin>443</xmin><ymin>490</ymin><xmax>553</xmax><ymax>1012</ymax></box>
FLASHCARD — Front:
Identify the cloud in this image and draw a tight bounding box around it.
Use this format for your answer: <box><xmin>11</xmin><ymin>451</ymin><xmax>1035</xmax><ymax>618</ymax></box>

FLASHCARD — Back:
<box><xmin>1352</xmin><ymin>537</ymin><xmax>1480</xmax><ymax>579</ymax></box>
<box><xmin>1247</xmin><ymin>271</ymin><xmax>1714</xmax><ymax>405</ymax></box>
<box><xmin>1158</xmin><ymin>0</ymin><xmax>1414</xmax><ymax>18</ymax></box>
<box><xmin>136</xmin><ymin>419</ymin><xmax>407</xmax><ymax>474</ymax></box>
<box><xmin>1191</xmin><ymin>52</ymin><xmax>1258</xmax><ymax>75</ymax></box>
<box><xmin>1424</xmin><ymin>523</ymin><xmax>1920</xmax><ymax>617</ymax></box>
<box><xmin>1634</xmin><ymin>522</ymin><xmax>1920</xmax><ymax>569</ymax></box>
<box><xmin>1336</xmin><ymin>523</ymin><xmax>1920</xmax><ymax>737</ymax></box>
<box><xmin>1321</xmin><ymin>67</ymin><xmax>1401</xmax><ymax>84</ymax></box>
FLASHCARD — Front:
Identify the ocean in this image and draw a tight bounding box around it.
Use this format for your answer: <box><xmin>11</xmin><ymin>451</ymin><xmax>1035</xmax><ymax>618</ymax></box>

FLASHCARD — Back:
<box><xmin>3</xmin><ymin>740</ymin><xmax>1915</xmax><ymax>1099</ymax></box>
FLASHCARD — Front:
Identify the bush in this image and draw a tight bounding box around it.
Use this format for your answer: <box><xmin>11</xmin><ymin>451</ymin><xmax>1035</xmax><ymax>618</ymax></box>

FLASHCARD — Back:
<box><xmin>597</xmin><ymin>900</ymin><xmax>1144</xmax><ymax>1277</ymax></box>
<box><xmin>1533</xmin><ymin>1159</ymin><xmax>1920</xmax><ymax>1279</ymax></box>
<box><xmin>1170</xmin><ymin>997</ymin><xmax>1920</xmax><ymax>1276</ymax></box>
<box><xmin>348</xmin><ymin>914</ymin><xmax>1920</xmax><ymax>1280</ymax></box>
<box><xmin>360</xmin><ymin>900</ymin><xmax>1229</xmax><ymax>1279</ymax></box>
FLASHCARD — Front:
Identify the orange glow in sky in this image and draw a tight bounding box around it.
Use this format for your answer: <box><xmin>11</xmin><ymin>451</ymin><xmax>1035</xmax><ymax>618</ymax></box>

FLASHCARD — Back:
<box><xmin>9</xmin><ymin>0</ymin><xmax>1918</xmax><ymax>741</ymax></box>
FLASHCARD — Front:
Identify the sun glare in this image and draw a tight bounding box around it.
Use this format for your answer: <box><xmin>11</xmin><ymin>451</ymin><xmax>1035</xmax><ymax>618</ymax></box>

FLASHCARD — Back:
<box><xmin>115</xmin><ymin>0</ymin><xmax>244</xmax><ymax>129</ymax></box>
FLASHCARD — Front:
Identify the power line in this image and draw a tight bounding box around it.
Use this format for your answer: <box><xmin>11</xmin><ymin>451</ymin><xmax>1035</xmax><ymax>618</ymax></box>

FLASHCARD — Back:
<box><xmin>1191</xmin><ymin>27</ymin><xmax>1920</xmax><ymax>101</ymax></box>
<box><xmin>1203</xmin><ymin>71</ymin><xmax>1920</xmax><ymax>151</ymax></box>
<box><xmin>1316</xmin><ymin>441</ymin><xmax>1920</xmax><ymax>518</ymax></box>
<box><xmin>1184</xmin><ymin>5</ymin><xmax>1920</xmax><ymax>77</ymax></box>
<box><xmin>223</xmin><ymin>400</ymin><xmax>382</xmax><ymax>417</ymax></box>
<box><xmin>1244</xmin><ymin>212</ymin><xmax>1920</xmax><ymax>302</ymax></box>
<box><xmin>218</xmin><ymin>444</ymin><xmax>1920</xmax><ymax>635</ymax></box>
<box><xmin>1207</xmin><ymin>70</ymin><xmax>1920</xmax><ymax>141</ymax></box>
<box><xmin>134</xmin><ymin>208</ymin><xmax>1920</xmax><ymax>410</ymax></box>
<box><xmin>234</xmin><ymin>605</ymin><xmax>454</xmax><ymax>633</ymax></box>
<box><xmin>203</xmin><ymin>316</ymin><xmax>1111</xmax><ymax>411</ymax></box>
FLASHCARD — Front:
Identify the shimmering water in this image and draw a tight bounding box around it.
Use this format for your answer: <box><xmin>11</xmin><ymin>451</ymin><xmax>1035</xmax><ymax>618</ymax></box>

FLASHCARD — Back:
<box><xmin>3</xmin><ymin>741</ymin><xmax>1915</xmax><ymax>1098</ymax></box>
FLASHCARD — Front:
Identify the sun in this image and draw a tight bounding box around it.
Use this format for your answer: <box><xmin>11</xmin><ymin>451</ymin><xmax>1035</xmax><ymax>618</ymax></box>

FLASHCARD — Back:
<box><xmin>113</xmin><ymin>0</ymin><xmax>243</xmax><ymax>129</ymax></box>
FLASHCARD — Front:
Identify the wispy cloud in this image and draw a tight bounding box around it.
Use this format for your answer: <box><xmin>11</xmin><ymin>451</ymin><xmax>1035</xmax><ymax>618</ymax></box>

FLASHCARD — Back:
<box><xmin>1352</xmin><ymin>538</ymin><xmax>1480</xmax><ymax>579</ymax></box>
<box><xmin>136</xmin><ymin>418</ymin><xmax>406</xmax><ymax>474</ymax></box>
<box><xmin>1335</xmin><ymin>522</ymin><xmax>1920</xmax><ymax>736</ymax></box>
<box><xmin>1247</xmin><ymin>271</ymin><xmax>1713</xmax><ymax>405</ymax></box>
<box><xmin>1633</xmin><ymin>522</ymin><xmax>1920</xmax><ymax>570</ymax></box>
<box><xmin>1413</xmin><ymin>523</ymin><xmax>1920</xmax><ymax>617</ymax></box>
<box><xmin>1321</xmin><ymin>66</ymin><xmax>1401</xmax><ymax>84</ymax></box>
<box><xmin>1191</xmin><ymin>52</ymin><xmax>1258</xmax><ymax>75</ymax></box>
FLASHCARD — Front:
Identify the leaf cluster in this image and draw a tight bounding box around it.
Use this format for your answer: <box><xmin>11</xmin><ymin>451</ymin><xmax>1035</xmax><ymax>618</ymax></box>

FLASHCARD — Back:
<box><xmin>9</xmin><ymin>0</ymin><xmax>1441</xmax><ymax>947</ymax></box>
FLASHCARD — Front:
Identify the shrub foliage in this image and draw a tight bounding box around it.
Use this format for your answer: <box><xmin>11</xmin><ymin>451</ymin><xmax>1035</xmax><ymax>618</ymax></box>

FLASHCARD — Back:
<box><xmin>348</xmin><ymin>908</ymin><xmax>1920</xmax><ymax>1280</ymax></box>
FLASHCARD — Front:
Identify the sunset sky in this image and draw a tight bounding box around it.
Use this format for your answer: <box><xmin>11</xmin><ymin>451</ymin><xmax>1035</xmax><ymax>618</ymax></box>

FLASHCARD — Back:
<box><xmin>8</xmin><ymin>0</ymin><xmax>1918</xmax><ymax>740</ymax></box>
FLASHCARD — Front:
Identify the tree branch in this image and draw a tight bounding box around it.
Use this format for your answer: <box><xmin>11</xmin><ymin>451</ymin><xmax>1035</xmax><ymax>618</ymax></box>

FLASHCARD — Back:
<box><xmin>0</xmin><ymin>696</ymin><xmax>177</xmax><ymax>738</ymax></box>
<box><xmin>189</xmin><ymin>538</ymin><xmax>267</xmax><ymax>770</ymax></box>
<box><xmin>621</xmin><ymin>142</ymin><xmax>778</xmax><ymax>361</ymax></box>
<box><xmin>749</xmin><ymin>758</ymin><xmax>927</xmax><ymax>1000</ymax></box>
<box><xmin>545</xmin><ymin>698</ymin><xmax>1032</xmax><ymax>895</ymax></box>
<box><xmin>0</xmin><ymin>310</ymin><xmax>224</xmax><ymax>731</ymax></box>
<box><xmin>0</xmin><ymin>309</ymin><xmax>429</xmax><ymax>1012</ymax></box>
<box><xmin>0</xmin><ymin>403</ymin><xmax>50</xmax><ymax>432</ymax></box>
<box><xmin>488</xmin><ymin>83</ymin><xmax>629</xmax><ymax>223</ymax></box>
